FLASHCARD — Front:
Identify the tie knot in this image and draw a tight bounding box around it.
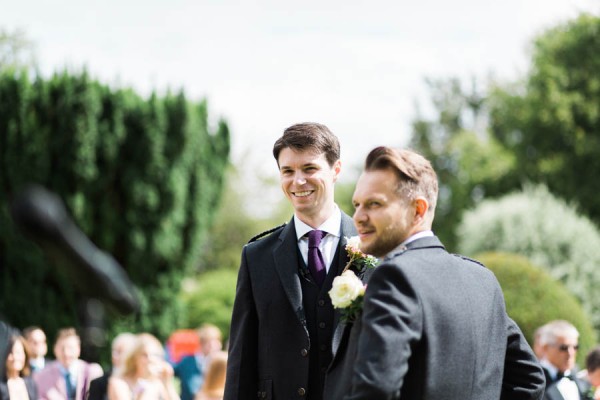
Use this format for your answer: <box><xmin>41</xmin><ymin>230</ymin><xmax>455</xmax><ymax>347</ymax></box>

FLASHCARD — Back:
<box><xmin>307</xmin><ymin>230</ymin><xmax>326</xmax><ymax>247</ymax></box>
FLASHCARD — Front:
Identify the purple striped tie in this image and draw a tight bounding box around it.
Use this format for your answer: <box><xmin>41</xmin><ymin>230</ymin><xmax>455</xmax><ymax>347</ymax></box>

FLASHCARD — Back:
<box><xmin>307</xmin><ymin>230</ymin><xmax>327</xmax><ymax>286</ymax></box>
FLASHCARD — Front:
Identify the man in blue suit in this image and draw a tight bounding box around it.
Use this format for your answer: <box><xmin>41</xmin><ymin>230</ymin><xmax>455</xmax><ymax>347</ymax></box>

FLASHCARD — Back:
<box><xmin>175</xmin><ymin>324</ymin><xmax>223</xmax><ymax>400</ymax></box>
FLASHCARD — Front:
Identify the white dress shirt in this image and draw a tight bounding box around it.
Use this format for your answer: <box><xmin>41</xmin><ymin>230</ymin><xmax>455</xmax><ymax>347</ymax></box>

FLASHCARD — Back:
<box><xmin>540</xmin><ymin>359</ymin><xmax>581</xmax><ymax>400</ymax></box>
<box><xmin>294</xmin><ymin>206</ymin><xmax>342</xmax><ymax>273</ymax></box>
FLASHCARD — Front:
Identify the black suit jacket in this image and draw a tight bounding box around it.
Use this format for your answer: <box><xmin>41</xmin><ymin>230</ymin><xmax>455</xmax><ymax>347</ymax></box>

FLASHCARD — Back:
<box><xmin>542</xmin><ymin>367</ymin><xmax>591</xmax><ymax>400</ymax></box>
<box><xmin>325</xmin><ymin>236</ymin><xmax>546</xmax><ymax>400</ymax></box>
<box><xmin>88</xmin><ymin>371</ymin><xmax>110</xmax><ymax>400</ymax></box>
<box><xmin>224</xmin><ymin>212</ymin><xmax>357</xmax><ymax>400</ymax></box>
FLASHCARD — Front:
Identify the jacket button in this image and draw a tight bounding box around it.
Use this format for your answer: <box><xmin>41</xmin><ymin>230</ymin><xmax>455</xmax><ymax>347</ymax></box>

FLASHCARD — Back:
<box><xmin>318</xmin><ymin>299</ymin><xmax>325</xmax><ymax>306</ymax></box>
<box><xmin>318</xmin><ymin>322</ymin><xmax>326</xmax><ymax>329</ymax></box>
<box><xmin>300</xmin><ymin>348</ymin><xmax>308</xmax><ymax>357</ymax></box>
<box><xmin>298</xmin><ymin>387</ymin><xmax>306</xmax><ymax>396</ymax></box>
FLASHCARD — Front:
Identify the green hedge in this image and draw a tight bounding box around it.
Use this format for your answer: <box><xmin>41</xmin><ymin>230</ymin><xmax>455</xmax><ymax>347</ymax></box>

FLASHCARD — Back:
<box><xmin>458</xmin><ymin>184</ymin><xmax>600</xmax><ymax>332</ymax></box>
<box><xmin>180</xmin><ymin>269</ymin><xmax>238</xmax><ymax>342</ymax></box>
<box><xmin>0</xmin><ymin>69</ymin><xmax>230</xmax><ymax>349</ymax></box>
<box><xmin>477</xmin><ymin>251</ymin><xmax>596</xmax><ymax>365</ymax></box>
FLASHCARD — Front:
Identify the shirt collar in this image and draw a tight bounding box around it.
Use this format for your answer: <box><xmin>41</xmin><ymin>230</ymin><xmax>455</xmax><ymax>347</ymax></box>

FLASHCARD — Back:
<box><xmin>294</xmin><ymin>205</ymin><xmax>341</xmax><ymax>241</ymax></box>
<box><xmin>540</xmin><ymin>359</ymin><xmax>571</xmax><ymax>379</ymax></box>
<box><xmin>383</xmin><ymin>230</ymin><xmax>434</xmax><ymax>260</ymax></box>
<box><xmin>58</xmin><ymin>362</ymin><xmax>79</xmax><ymax>377</ymax></box>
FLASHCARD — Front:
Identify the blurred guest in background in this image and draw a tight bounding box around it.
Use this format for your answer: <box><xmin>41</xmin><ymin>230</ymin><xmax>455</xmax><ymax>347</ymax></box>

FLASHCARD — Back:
<box><xmin>576</xmin><ymin>346</ymin><xmax>600</xmax><ymax>400</ymax></box>
<box><xmin>34</xmin><ymin>327</ymin><xmax>103</xmax><ymax>400</ymax></box>
<box><xmin>108</xmin><ymin>333</ymin><xmax>179</xmax><ymax>400</ymax></box>
<box><xmin>23</xmin><ymin>326</ymin><xmax>49</xmax><ymax>373</ymax></box>
<box><xmin>195</xmin><ymin>351</ymin><xmax>227</xmax><ymax>400</ymax></box>
<box><xmin>175</xmin><ymin>324</ymin><xmax>222</xmax><ymax>400</ymax></box>
<box><xmin>538</xmin><ymin>320</ymin><xmax>590</xmax><ymax>400</ymax></box>
<box><xmin>1</xmin><ymin>333</ymin><xmax>38</xmax><ymax>399</ymax></box>
<box><xmin>89</xmin><ymin>332</ymin><xmax>136</xmax><ymax>400</ymax></box>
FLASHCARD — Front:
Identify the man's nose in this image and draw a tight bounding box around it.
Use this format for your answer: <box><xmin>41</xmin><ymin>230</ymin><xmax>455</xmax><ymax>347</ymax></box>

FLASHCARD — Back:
<box><xmin>294</xmin><ymin>172</ymin><xmax>307</xmax><ymax>185</ymax></box>
<box><xmin>353</xmin><ymin>207</ymin><xmax>366</xmax><ymax>223</ymax></box>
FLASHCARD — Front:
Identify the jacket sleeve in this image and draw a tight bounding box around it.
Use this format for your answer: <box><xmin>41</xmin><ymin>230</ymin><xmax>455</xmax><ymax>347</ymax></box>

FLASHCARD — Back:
<box><xmin>501</xmin><ymin>318</ymin><xmax>546</xmax><ymax>400</ymax></box>
<box><xmin>224</xmin><ymin>246</ymin><xmax>259</xmax><ymax>400</ymax></box>
<box><xmin>344</xmin><ymin>263</ymin><xmax>422</xmax><ymax>400</ymax></box>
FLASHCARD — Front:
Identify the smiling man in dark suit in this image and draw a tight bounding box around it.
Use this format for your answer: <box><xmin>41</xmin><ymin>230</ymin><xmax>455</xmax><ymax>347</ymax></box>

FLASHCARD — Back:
<box><xmin>325</xmin><ymin>146</ymin><xmax>546</xmax><ymax>400</ymax></box>
<box><xmin>224</xmin><ymin>122</ymin><xmax>361</xmax><ymax>400</ymax></box>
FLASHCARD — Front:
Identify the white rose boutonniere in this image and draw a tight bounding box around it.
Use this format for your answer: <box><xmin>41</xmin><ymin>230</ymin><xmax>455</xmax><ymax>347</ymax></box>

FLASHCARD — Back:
<box><xmin>328</xmin><ymin>236</ymin><xmax>378</xmax><ymax>323</ymax></box>
<box><xmin>329</xmin><ymin>270</ymin><xmax>365</xmax><ymax>323</ymax></box>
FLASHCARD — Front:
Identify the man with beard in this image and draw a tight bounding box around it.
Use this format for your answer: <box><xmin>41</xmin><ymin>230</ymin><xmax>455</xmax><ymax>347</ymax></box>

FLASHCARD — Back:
<box><xmin>324</xmin><ymin>146</ymin><xmax>545</xmax><ymax>400</ymax></box>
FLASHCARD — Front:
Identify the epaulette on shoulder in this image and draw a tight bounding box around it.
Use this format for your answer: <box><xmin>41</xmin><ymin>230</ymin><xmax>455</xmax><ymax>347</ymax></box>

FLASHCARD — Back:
<box><xmin>451</xmin><ymin>253</ymin><xmax>486</xmax><ymax>268</ymax></box>
<box><xmin>248</xmin><ymin>223</ymin><xmax>287</xmax><ymax>243</ymax></box>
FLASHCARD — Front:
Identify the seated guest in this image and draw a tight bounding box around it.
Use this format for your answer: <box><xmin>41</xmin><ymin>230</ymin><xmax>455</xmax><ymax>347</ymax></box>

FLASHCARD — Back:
<box><xmin>34</xmin><ymin>327</ymin><xmax>103</xmax><ymax>400</ymax></box>
<box><xmin>578</xmin><ymin>346</ymin><xmax>600</xmax><ymax>399</ymax></box>
<box><xmin>88</xmin><ymin>332</ymin><xmax>136</xmax><ymax>400</ymax></box>
<box><xmin>108</xmin><ymin>333</ymin><xmax>179</xmax><ymax>400</ymax></box>
<box><xmin>175</xmin><ymin>324</ymin><xmax>222</xmax><ymax>400</ymax></box>
<box><xmin>195</xmin><ymin>351</ymin><xmax>227</xmax><ymax>400</ymax></box>
<box><xmin>23</xmin><ymin>326</ymin><xmax>49</xmax><ymax>373</ymax></box>
<box><xmin>1</xmin><ymin>333</ymin><xmax>38</xmax><ymax>400</ymax></box>
<box><xmin>538</xmin><ymin>320</ymin><xmax>590</xmax><ymax>400</ymax></box>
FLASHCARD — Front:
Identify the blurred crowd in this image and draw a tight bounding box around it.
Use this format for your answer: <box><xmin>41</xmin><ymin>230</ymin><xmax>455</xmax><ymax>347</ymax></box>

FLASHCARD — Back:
<box><xmin>1</xmin><ymin>323</ymin><xmax>226</xmax><ymax>400</ymax></box>
<box><xmin>4</xmin><ymin>318</ymin><xmax>600</xmax><ymax>399</ymax></box>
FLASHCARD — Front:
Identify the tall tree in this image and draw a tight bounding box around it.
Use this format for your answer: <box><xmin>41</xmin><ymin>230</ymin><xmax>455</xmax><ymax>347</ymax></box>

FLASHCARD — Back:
<box><xmin>489</xmin><ymin>13</ymin><xmax>600</xmax><ymax>226</ymax></box>
<box><xmin>410</xmin><ymin>78</ymin><xmax>515</xmax><ymax>250</ymax></box>
<box><xmin>0</xmin><ymin>28</ymin><xmax>36</xmax><ymax>72</ymax></box>
<box><xmin>0</xmin><ymin>70</ymin><xmax>230</xmax><ymax>346</ymax></box>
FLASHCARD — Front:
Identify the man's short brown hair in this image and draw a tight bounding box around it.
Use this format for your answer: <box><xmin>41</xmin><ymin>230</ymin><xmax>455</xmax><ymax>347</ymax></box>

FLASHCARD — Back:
<box><xmin>273</xmin><ymin>122</ymin><xmax>340</xmax><ymax>167</ymax></box>
<box><xmin>364</xmin><ymin>146</ymin><xmax>438</xmax><ymax>213</ymax></box>
<box><xmin>54</xmin><ymin>327</ymin><xmax>80</xmax><ymax>345</ymax></box>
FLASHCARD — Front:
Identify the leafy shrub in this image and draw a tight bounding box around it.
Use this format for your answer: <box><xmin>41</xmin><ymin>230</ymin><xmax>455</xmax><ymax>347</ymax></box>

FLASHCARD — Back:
<box><xmin>476</xmin><ymin>251</ymin><xmax>596</xmax><ymax>365</ymax></box>
<box><xmin>180</xmin><ymin>269</ymin><xmax>238</xmax><ymax>341</ymax></box>
<box><xmin>457</xmin><ymin>184</ymin><xmax>600</xmax><ymax>330</ymax></box>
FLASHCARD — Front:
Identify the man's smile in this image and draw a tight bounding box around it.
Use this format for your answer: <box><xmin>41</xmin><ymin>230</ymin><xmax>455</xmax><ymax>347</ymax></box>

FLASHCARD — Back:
<box><xmin>293</xmin><ymin>190</ymin><xmax>314</xmax><ymax>197</ymax></box>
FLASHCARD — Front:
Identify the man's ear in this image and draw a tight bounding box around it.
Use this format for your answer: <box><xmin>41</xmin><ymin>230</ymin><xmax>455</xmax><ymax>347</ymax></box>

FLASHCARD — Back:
<box><xmin>332</xmin><ymin>159</ymin><xmax>342</xmax><ymax>183</ymax></box>
<box><xmin>414</xmin><ymin>197</ymin><xmax>429</xmax><ymax>220</ymax></box>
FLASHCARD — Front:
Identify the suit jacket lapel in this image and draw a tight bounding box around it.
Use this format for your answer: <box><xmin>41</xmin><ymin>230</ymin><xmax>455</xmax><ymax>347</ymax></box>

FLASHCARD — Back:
<box><xmin>273</xmin><ymin>219</ymin><xmax>308</xmax><ymax>336</ymax></box>
<box><xmin>331</xmin><ymin>213</ymin><xmax>357</xmax><ymax>359</ymax></box>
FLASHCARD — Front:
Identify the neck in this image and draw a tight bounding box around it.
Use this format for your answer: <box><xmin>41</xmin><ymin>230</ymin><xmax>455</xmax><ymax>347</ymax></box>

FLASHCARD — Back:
<box><xmin>297</xmin><ymin>202</ymin><xmax>336</xmax><ymax>229</ymax></box>
<box><xmin>6</xmin><ymin>369</ymin><xmax>19</xmax><ymax>379</ymax></box>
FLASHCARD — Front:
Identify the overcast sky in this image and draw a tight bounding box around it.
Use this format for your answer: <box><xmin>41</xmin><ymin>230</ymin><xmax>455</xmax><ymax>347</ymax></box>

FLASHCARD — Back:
<box><xmin>1</xmin><ymin>0</ymin><xmax>598</xmax><ymax>183</ymax></box>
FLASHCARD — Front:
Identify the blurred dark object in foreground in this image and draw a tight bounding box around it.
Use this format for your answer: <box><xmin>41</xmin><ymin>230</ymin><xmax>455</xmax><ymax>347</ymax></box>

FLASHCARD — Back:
<box><xmin>10</xmin><ymin>184</ymin><xmax>140</xmax><ymax>316</ymax></box>
<box><xmin>7</xmin><ymin>184</ymin><xmax>141</xmax><ymax>362</ymax></box>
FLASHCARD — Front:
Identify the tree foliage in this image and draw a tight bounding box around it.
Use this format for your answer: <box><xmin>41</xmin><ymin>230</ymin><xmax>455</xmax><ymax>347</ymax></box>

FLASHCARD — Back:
<box><xmin>475</xmin><ymin>251</ymin><xmax>596</xmax><ymax>366</ymax></box>
<box><xmin>0</xmin><ymin>28</ymin><xmax>36</xmax><ymax>72</ymax></box>
<box><xmin>410</xmin><ymin>78</ymin><xmax>516</xmax><ymax>250</ymax></box>
<box><xmin>411</xmin><ymin>14</ymin><xmax>600</xmax><ymax>251</ymax></box>
<box><xmin>458</xmin><ymin>184</ymin><xmax>600</xmax><ymax>331</ymax></box>
<box><xmin>179</xmin><ymin>269</ymin><xmax>238</xmax><ymax>341</ymax></box>
<box><xmin>0</xmin><ymin>70</ymin><xmax>230</xmax><ymax>344</ymax></box>
<box><xmin>489</xmin><ymin>13</ymin><xmax>600</xmax><ymax>228</ymax></box>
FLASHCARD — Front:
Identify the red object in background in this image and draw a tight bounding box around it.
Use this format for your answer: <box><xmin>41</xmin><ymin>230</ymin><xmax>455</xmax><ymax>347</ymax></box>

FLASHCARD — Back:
<box><xmin>166</xmin><ymin>329</ymin><xmax>201</xmax><ymax>364</ymax></box>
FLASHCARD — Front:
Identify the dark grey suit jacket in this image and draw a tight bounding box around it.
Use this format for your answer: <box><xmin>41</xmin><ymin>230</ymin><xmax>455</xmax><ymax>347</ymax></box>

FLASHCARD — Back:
<box><xmin>224</xmin><ymin>212</ymin><xmax>357</xmax><ymax>400</ymax></box>
<box><xmin>324</xmin><ymin>236</ymin><xmax>546</xmax><ymax>400</ymax></box>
